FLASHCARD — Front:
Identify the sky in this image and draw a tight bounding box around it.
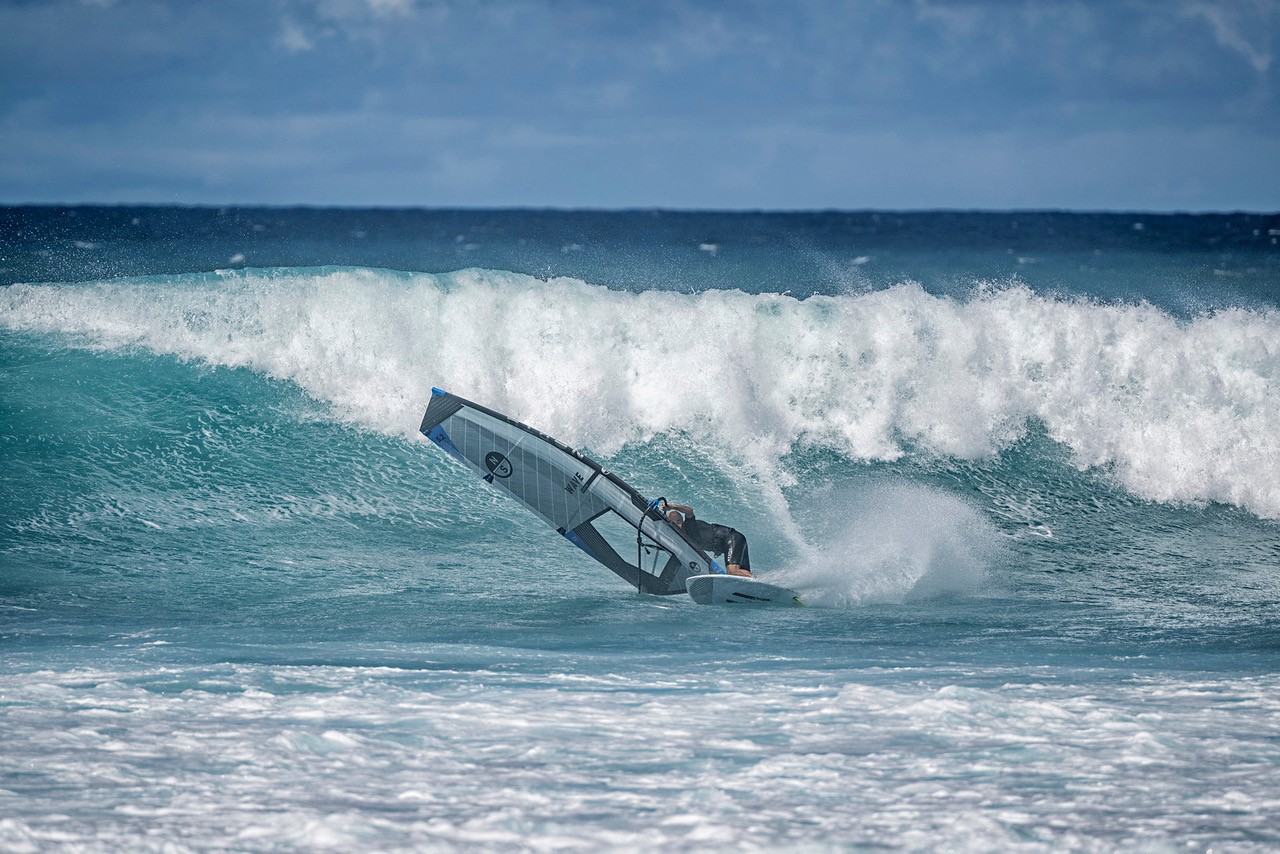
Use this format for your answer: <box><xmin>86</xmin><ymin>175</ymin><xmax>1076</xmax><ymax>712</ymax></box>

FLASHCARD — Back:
<box><xmin>1</xmin><ymin>0</ymin><xmax>1277</xmax><ymax>210</ymax></box>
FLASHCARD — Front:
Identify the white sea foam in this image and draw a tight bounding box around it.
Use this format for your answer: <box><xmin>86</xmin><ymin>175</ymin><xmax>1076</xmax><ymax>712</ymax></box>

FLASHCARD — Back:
<box><xmin>3</xmin><ymin>267</ymin><xmax>1279</xmax><ymax>519</ymax></box>
<box><xmin>1</xmin><ymin>661</ymin><xmax>1278</xmax><ymax>851</ymax></box>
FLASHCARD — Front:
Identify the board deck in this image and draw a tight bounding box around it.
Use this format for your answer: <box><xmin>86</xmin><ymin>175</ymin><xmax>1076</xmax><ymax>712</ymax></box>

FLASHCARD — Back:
<box><xmin>685</xmin><ymin>574</ymin><xmax>803</xmax><ymax>605</ymax></box>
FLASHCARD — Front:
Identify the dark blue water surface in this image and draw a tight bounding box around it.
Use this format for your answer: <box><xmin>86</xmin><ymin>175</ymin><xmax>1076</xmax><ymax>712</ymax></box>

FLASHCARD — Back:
<box><xmin>4</xmin><ymin>206</ymin><xmax>1278</xmax><ymax>307</ymax></box>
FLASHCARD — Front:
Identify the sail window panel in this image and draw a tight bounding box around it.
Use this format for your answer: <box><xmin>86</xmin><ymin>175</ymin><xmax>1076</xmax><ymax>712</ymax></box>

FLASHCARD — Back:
<box><xmin>584</xmin><ymin>510</ymin><xmax>654</xmax><ymax>576</ymax></box>
<box><xmin>447</xmin><ymin>414</ymin><xmax>605</xmax><ymax>531</ymax></box>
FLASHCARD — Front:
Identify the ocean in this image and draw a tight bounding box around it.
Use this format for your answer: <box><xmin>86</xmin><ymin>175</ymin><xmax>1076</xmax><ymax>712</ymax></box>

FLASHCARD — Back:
<box><xmin>2</xmin><ymin>206</ymin><xmax>1279</xmax><ymax>851</ymax></box>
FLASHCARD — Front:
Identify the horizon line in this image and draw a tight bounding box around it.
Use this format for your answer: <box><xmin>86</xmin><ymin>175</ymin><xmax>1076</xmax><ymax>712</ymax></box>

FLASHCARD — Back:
<box><xmin>4</xmin><ymin>202</ymin><xmax>1278</xmax><ymax>217</ymax></box>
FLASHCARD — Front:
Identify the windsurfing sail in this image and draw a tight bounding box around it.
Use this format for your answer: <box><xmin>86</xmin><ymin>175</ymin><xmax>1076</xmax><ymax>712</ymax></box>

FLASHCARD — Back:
<box><xmin>420</xmin><ymin>388</ymin><xmax>718</xmax><ymax>595</ymax></box>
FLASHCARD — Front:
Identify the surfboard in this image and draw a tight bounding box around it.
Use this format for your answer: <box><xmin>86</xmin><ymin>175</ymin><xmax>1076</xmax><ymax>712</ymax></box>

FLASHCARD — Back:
<box><xmin>686</xmin><ymin>574</ymin><xmax>803</xmax><ymax>606</ymax></box>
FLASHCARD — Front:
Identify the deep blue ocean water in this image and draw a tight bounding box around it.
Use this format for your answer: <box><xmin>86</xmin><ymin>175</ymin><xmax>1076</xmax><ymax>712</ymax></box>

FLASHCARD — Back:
<box><xmin>2</xmin><ymin>206</ymin><xmax>1280</xmax><ymax>851</ymax></box>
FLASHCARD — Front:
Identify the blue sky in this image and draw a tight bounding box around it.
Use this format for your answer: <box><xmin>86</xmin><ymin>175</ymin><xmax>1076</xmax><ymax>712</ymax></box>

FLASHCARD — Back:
<box><xmin>1</xmin><ymin>0</ymin><xmax>1277</xmax><ymax>209</ymax></box>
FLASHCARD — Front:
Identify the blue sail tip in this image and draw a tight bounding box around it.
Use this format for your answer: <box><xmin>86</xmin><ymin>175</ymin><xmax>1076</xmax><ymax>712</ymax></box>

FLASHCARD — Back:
<box><xmin>431</xmin><ymin>386</ymin><xmax>449</xmax><ymax>398</ymax></box>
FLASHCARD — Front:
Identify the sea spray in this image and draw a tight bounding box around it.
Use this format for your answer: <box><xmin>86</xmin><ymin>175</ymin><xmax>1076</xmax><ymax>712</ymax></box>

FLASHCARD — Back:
<box><xmin>772</xmin><ymin>482</ymin><xmax>1001</xmax><ymax>606</ymax></box>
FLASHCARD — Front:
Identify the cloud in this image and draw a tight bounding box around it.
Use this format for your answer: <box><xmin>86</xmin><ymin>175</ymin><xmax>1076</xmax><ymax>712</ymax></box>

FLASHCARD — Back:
<box><xmin>275</xmin><ymin>0</ymin><xmax>444</xmax><ymax>53</ymax></box>
<box><xmin>311</xmin><ymin>0</ymin><xmax>417</xmax><ymax>20</ymax></box>
<box><xmin>366</xmin><ymin>0</ymin><xmax>415</xmax><ymax>15</ymax></box>
<box><xmin>278</xmin><ymin>18</ymin><xmax>315</xmax><ymax>53</ymax></box>
<box><xmin>1</xmin><ymin>0</ymin><xmax>1277</xmax><ymax>207</ymax></box>
<box><xmin>431</xmin><ymin>150</ymin><xmax>502</xmax><ymax>190</ymax></box>
<box><xmin>1184</xmin><ymin>0</ymin><xmax>1275</xmax><ymax>74</ymax></box>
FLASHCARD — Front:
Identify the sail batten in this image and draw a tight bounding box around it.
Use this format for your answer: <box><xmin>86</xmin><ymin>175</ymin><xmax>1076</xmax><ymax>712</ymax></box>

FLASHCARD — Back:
<box><xmin>420</xmin><ymin>389</ymin><xmax>712</xmax><ymax>595</ymax></box>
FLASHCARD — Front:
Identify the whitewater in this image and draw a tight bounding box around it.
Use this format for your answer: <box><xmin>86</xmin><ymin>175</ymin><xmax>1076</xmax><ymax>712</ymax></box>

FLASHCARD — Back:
<box><xmin>5</xmin><ymin>267</ymin><xmax>1277</xmax><ymax>517</ymax></box>
<box><xmin>2</xmin><ymin>207</ymin><xmax>1279</xmax><ymax>851</ymax></box>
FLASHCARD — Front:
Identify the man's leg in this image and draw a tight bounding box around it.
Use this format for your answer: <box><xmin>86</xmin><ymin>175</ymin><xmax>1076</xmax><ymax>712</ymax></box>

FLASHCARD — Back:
<box><xmin>725</xmin><ymin>531</ymin><xmax>753</xmax><ymax>577</ymax></box>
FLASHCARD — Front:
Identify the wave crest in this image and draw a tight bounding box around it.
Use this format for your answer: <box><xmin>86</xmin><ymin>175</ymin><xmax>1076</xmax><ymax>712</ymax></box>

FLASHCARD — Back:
<box><xmin>3</xmin><ymin>267</ymin><xmax>1278</xmax><ymax>519</ymax></box>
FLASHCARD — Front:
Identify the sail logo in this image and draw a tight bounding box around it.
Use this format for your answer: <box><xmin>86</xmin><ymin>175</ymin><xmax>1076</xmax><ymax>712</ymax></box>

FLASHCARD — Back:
<box><xmin>484</xmin><ymin>451</ymin><xmax>513</xmax><ymax>483</ymax></box>
<box><xmin>564</xmin><ymin>471</ymin><xmax>585</xmax><ymax>493</ymax></box>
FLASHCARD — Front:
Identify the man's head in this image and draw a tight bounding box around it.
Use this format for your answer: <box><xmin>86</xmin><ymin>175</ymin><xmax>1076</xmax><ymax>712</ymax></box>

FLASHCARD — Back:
<box><xmin>665</xmin><ymin>509</ymin><xmax>684</xmax><ymax>528</ymax></box>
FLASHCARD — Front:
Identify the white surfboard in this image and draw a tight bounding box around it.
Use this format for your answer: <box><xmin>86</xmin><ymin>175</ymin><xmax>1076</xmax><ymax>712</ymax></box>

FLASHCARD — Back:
<box><xmin>686</xmin><ymin>574</ymin><xmax>803</xmax><ymax>606</ymax></box>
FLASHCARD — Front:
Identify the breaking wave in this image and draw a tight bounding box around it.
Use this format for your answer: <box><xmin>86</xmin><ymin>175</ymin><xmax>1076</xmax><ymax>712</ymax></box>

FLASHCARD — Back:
<box><xmin>3</xmin><ymin>266</ymin><xmax>1278</xmax><ymax>519</ymax></box>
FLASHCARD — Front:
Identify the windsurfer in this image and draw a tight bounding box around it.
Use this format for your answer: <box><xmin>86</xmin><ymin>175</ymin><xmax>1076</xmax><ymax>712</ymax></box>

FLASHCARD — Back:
<box><xmin>661</xmin><ymin>501</ymin><xmax>754</xmax><ymax>578</ymax></box>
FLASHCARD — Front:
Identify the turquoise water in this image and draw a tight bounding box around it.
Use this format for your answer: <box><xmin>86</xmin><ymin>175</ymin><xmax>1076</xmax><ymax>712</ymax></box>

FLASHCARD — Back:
<box><xmin>2</xmin><ymin>208</ymin><xmax>1279</xmax><ymax>851</ymax></box>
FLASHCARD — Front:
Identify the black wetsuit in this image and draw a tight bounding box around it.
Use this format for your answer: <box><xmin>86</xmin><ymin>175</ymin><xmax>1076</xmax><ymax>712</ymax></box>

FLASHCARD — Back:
<box><xmin>682</xmin><ymin>515</ymin><xmax>751</xmax><ymax>570</ymax></box>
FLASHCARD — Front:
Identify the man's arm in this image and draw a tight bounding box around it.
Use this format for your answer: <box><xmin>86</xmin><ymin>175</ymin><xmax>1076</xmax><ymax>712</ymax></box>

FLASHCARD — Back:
<box><xmin>666</xmin><ymin>501</ymin><xmax>695</xmax><ymax>520</ymax></box>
